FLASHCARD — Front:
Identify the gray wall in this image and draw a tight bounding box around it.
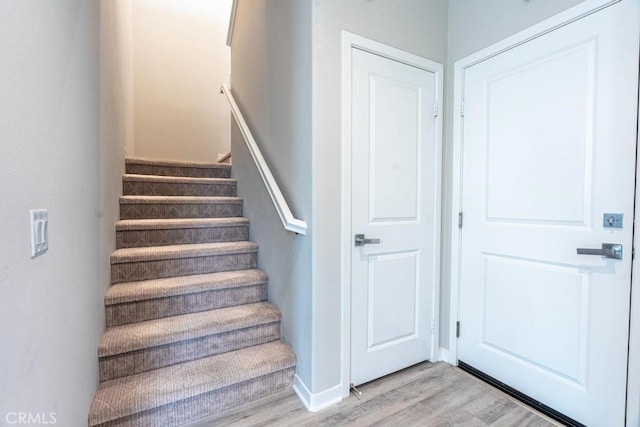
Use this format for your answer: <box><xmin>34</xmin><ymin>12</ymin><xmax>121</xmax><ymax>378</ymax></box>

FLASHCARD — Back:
<box><xmin>0</xmin><ymin>1</ymin><xmax>103</xmax><ymax>425</ymax></box>
<box><xmin>311</xmin><ymin>0</ymin><xmax>449</xmax><ymax>393</ymax></box>
<box><xmin>230</xmin><ymin>0</ymin><xmax>314</xmax><ymax>387</ymax></box>
<box><xmin>101</xmin><ymin>0</ymin><xmax>133</xmax><ymax>313</ymax></box>
<box><xmin>448</xmin><ymin>0</ymin><xmax>586</xmax><ymax>62</ymax></box>
<box><xmin>439</xmin><ymin>0</ymin><xmax>587</xmax><ymax>348</ymax></box>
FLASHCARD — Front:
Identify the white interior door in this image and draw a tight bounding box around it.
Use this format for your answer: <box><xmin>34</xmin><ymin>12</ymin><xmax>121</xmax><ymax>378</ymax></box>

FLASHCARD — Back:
<box><xmin>457</xmin><ymin>2</ymin><xmax>639</xmax><ymax>425</ymax></box>
<box><xmin>350</xmin><ymin>48</ymin><xmax>440</xmax><ymax>386</ymax></box>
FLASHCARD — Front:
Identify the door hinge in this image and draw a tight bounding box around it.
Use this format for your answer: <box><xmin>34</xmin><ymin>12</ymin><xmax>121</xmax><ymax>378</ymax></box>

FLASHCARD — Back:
<box><xmin>456</xmin><ymin>321</ymin><xmax>461</xmax><ymax>338</ymax></box>
<box><xmin>431</xmin><ymin>318</ymin><xmax>435</xmax><ymax>333</ymax></box>
<box><xmin>458</xmin><ymin>212</ymin><xmax>463</xmax><ymax>228</ymax></box>
<box><xmin>433</xmin><ymin>100</ymin><xmax>439</xmax><ymax>117</ymax></box>
<box><xmin>460</xmin><ymin>98</ymin><xmax>464</xmax><ymax>117</ymax></box>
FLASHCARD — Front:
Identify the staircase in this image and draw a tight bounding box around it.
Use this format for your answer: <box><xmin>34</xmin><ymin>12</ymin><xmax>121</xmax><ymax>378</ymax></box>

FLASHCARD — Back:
<box><xmin>88</xmin><ymin>158</ymin><xmax>296</xmax><ymax>427</ymax></box>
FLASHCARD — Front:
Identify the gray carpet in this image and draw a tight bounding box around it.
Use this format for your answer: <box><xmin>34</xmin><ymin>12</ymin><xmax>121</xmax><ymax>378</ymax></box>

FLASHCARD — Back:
<box><xmin>89</xmin><ymin>158</ymin><xmax>296</xmax><ymax>426</ymax></box>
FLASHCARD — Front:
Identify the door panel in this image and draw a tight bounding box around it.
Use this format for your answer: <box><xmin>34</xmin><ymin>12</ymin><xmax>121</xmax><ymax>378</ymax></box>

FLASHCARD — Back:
<box><xmin>369</xmin><ymin>76</ymin><xmax>420</xmax><ymax>222</ymax></box>
<box><xmin>458</xmin><ymin>2</ymin><xmax>639</xmax><ymax>425</ymax></box>
<box><xmin>484</xmin><ymin>42</ymin><xmax>594</xmax><ymax>225</ymax></box>
<box><xmin>482</xmin><ymin>254</ymin><xmax>589</xmax><ymax>385</ymax></box>
<box><xmin>368</xmin><ymin>251</ymin><xmax>419</xmax><ymax>349</ymax></box>
<box><xmin>351</xmin><ymin>48</ymin><xmax>439</xmax><ymax>386</ymax></box>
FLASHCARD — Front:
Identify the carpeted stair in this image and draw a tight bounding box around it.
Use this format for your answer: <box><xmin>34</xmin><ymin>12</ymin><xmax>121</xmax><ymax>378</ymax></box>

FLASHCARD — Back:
<box><xmin>88</xmin><ymin>158</ymin><xmax>296</xmax><ymax>427</ymax></box>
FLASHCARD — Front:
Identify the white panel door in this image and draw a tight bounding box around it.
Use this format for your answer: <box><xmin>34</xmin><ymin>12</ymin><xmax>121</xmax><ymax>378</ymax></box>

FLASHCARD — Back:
<box><xmin>351</xmin><ymin>48</ymin><xmax>438</xmax><ymax>386</ymax></box>
<box><xmin>458</xmin><ymin>2</ymin><xmax>639</xmax><ymax>425</ymax></box>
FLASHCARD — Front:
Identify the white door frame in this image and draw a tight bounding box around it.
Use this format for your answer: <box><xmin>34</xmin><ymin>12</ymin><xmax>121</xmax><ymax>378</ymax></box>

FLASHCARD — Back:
<box><xmin>341</xmin><ymin>31</ymin><xmax>444</xmax><ymax>398</ymax></box>
<box><xmin>628</xmin><ymin>94</ymin><xmax>640</xmax><ymax>426</ymax></box>
<box><xmin>448</xmin><ymin>1</ymin><xmax>640</xmax><ymax>424</ymax></box>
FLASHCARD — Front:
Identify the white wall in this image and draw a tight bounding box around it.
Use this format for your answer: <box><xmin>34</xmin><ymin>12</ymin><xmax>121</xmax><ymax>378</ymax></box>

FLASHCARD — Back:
<box><xmin>230</xmin><ymin>0</ymin><xmax>314</xmax><ymax>389</ymax></box>
<box><xmin>0</xmin><ymin>1</ymin><xmax>102</xmax><ymax>425</ymax></box>
<box><xmin>312</xmin><ymin>0</ymin><xmax>448</xmax><ymax>393</ymax></box>
<box><xmin>440</xmin><ymin>0</ymin><xmax>587</xmax><ymax>349</ymax></box>
<box><xmin>132</xmin><ymin>0</ymin><xmax>232</xmax><ymax>162</ymax></box>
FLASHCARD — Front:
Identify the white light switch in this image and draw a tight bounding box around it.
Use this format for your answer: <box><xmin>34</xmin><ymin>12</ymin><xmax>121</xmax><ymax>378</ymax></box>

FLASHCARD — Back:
<box><xmin>30</xmin><ymin>209</ymin><xmax>48</xmax><ymax>258</ymax></box>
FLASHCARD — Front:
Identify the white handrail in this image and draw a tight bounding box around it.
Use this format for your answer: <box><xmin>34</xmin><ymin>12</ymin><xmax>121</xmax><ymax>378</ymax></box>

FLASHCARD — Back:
<box><xmin>220</xmin><ymin>84</ymin><xmax>308</xmax><ymax>235</ymax></box>
<box><xmin>226</xmin><ymin>0</ymin><xmax>238</xmax><ymax>47</ymax></box>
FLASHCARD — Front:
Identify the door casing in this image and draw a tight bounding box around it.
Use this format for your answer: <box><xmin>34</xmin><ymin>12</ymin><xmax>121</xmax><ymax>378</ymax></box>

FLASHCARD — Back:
<box><xmin>627</xmin><ymin>79</ymin><xmax>640</xmax><ymax>426</ymax></box>
<box><xmin>448</xmin><ymin>0</ymin><xmax>640</xmax><ymax>424</ymax></box>
<box><xmin>341</xmin><ymin>31</ymin><xmax>444</xmax><ymax>398</ymax></box>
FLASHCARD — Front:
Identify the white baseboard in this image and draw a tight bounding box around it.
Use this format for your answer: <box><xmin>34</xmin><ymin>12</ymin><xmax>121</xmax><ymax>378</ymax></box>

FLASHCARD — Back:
<box><xmin>217</xmin><ymin>152</ymin><xmax>232</xmax><ymax>165</ymax></box>
<box><xmin>293</xmin><ymin>374</ymin><xmax>343</xmax><ymax>413</ymax></box>
<box><xmin>439</xmin><ymin>347</ymin><xmax>453</xmax><ymax>364</ymax></box>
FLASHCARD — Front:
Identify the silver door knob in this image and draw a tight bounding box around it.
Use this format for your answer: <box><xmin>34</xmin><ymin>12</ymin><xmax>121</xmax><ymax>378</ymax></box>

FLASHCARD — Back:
<box><xmin>354</xmin><ymin>234</ymin><xmax>381</xmax><ymax>247</ymax></box>
<box><xmin>576</xmin><ymin>243</ymin><xmax>622</xmax><ymax>260</ymax></box>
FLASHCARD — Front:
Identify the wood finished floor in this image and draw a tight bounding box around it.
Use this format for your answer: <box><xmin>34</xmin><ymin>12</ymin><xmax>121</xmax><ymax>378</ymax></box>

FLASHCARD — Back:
<box><xmin>190</xmin><ymin>362</ymin><xmax>560</xmax><ymax>426</ymax></box>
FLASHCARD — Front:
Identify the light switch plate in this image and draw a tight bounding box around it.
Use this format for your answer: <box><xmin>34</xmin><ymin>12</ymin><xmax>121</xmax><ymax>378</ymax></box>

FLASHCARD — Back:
<box><xmin>30</xmin><ymin>209</ymin><xmax>48</xmax><ymax>258</ymax></box>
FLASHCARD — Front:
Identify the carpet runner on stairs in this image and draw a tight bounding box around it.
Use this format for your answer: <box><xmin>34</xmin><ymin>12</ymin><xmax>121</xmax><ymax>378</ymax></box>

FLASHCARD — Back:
<box><xmin>88</xmin><ymin>158</ymin><xmax>296</xmax><ymax>427</ymax></box>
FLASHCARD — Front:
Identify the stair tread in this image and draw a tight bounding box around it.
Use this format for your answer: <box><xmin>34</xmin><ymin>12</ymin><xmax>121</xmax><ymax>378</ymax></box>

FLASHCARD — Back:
<box><xmin>93</xmin><ymin>158</ymin><xmax>295</xmax><ymax>425</ymax></box>
<box><xmin>105</xmin><ymin>269</ymin><xmax>268</xmax><ymax>305</ymax></box>
<box><xmin>123</xmin><ymin>174</ymin><xmax>236</xmax><ymax>185</ymax></box>
<box><xmin>98</xmin><ymin>302</ymin><xmax>281</xmax><ymax>357</ymax></box>
<box><xmin>111</xmin><ymin>242</ymin><xmax>258</xmax><ymax>264</ymax></box>
<box><xmin>125</xmin><ymin>157</ymin><xmax>231</xmax><ymax>170</ymax></box>
<box><xmin>89</xmin><ymin>341</ymin><xmax>296</xmax><ymax>426</ymax></box>
<box><xmin>116</xmin><ymin>217</ymin><xmax>249</xmax><ymax>231</ymax></box>
<box><xmin>120</xmin><ymin>195</ymin><xmax>242</xmax><ymax>204</ymax></box>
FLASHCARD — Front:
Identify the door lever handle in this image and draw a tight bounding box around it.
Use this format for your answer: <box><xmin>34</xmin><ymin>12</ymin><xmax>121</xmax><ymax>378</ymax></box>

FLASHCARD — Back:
<box><xmin>354</xmin><ymin>234</ymin><xmax>381</xmax><ymax>247</ymax></box>
<box><xmin>577</xmin><ymin>243</ymin><xmax>622</xmax><ymax>260</ymax></box>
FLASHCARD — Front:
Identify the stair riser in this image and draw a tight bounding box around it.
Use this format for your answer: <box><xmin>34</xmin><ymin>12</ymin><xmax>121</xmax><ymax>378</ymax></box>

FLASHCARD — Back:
<box><xmin>96</xmin><ymin>367</ymin><xmax>295</xmax><ymax>427</ymax></box>
<box><xmin>106</xmin><ymin>284</ymin><xmax>268</xmax><ymax>326</ymax></box>
<box><xmin>126</xmin><ymin>163</ymin><xmax>231</xmax><ymax>179</ymax></box>
<box><xmin>123</xmin><ymin>181</ymin><xmax>237</xmax><ymax>197</ymax></box>
<box><xmin>116</xmin><ymin>225</ymin><xmax>249</xmax><ymax>248</ymax></box>
<box><xmin>120</xmin><ymin>203</ymin><xmax>242</xmax><ymax>220</ymax></box>
<box><xmin>99</xmin><ymin>323</ymin><xmax>281</xmax><ymax>381</ymax></box>
<box><xmin>111</xmin><ymin>252</ymin><xmax>257</xmax><ymax>284</ymax></box>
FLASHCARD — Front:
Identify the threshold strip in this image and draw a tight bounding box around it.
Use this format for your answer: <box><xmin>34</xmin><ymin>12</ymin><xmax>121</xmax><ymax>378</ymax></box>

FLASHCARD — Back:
<box><xmin>458</xmin><ymin>360</ymin><xmax>586</xmax><ymax>427</ymax></box>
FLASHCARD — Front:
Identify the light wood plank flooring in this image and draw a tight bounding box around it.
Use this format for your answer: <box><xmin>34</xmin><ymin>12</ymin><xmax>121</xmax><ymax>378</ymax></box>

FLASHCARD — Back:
<box><xmin>190</xmin><ymin>362</ymin><xmax>560</xmax><ymax>426</ymax></box>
